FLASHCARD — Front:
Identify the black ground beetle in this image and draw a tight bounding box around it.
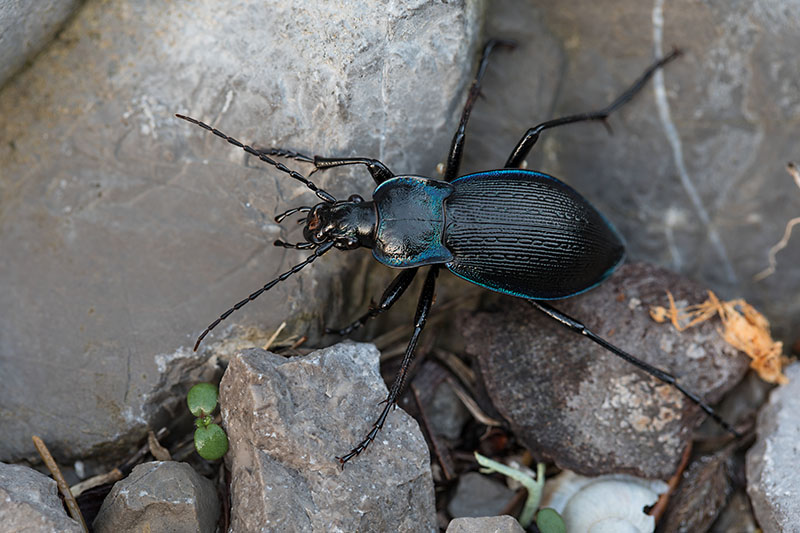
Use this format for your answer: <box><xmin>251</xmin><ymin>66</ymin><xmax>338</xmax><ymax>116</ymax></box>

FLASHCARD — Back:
<box><xmin>178</xmin><ymin>40</ymin><xmax>740</xmax><ymax>465</ymax></box>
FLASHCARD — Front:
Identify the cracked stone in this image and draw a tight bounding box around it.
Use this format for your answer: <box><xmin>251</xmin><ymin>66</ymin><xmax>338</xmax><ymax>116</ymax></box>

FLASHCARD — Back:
<box><xmin>0</xmin><ymin>0</ymin><xmax>481</xmax><ymax>462</ymax></box>
<box><xmin>219</xmin><ymin>343</ymin><xmax>436</xmax><ymax>532</ymax></box>
<box><xmin>0</xmin><ymin>461</ymin><xmax>83</xmax><ymax>532</ymax></box>
<box><xmin>746</xmin><ymin>362</ymin><xmax>800</xmax><ymax>533</ymax></box>
<box><xmin>93</xmin><ymin>461</ymin><xmax>220</xmax><ymax>533</ymax></box>
<box><xmin>0</xmin><ymin>1</ymin><xmax>81</xmax><ymax>87</ymax></box>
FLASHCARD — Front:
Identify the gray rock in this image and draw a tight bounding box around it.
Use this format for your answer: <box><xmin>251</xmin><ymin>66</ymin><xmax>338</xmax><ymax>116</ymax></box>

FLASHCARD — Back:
<box><xmin>93</xmin><ymin>461</ymin><xmax>220</xmax><ymax>533</ymax></box>
<box><xmin>468</xmin><ymin>0</ymin><xmax>800</xmax><ymax>341</ymax></box>
<box><xmin>446</xmin><ymin>515</ymin><xmax>525</xmax><ymax>533</ymax></box>
<box><xmin>0</xmin><ymin>1</ymin><xmax>81</xmax><ymax>88</ymax></box>
<box><xmin>0</xmin><ymin>461</ymin><xmax>83</xmax><ymax>532</ymax></box>
<box><xmin>710</xmin><ymin>490</ymin><xmax>759</xmax><ymax>533</ymax></box>
<box><xmin>746</xmin><ymin>362</ymin><xmax>800</xmax><ymax>533</ymax></box>
<box><xmin>447</xmin><ymin>471</ymin><xmax>516</xmax><ymax>520</ymax></box>
<box><xmin>462</xmin><ymin>262</ymin><xmax>750</xmax><ymax>479</ymax></box>
<box><xmin>411</xmin><ymin>361</ymin><xmax>471</xmax><ymax>442</ymax></box>
<box><xmin>219</xmin><ymin>343</ymin><xmax>436</xmax><ymax>532</ymax></box>
<box><xmin>657</xmin><ymin>448</ymin><xmax>733</xmax><ymax>532</ymax></box>
<box><xmin>0</xmin><ymin>0</ymin><xmax>481</xmax><ymax>462</ymax></box>
<box><xmin>429</xmin><ymin>378</ymin><xmax>471</xmax><ymax>442</ymax></box>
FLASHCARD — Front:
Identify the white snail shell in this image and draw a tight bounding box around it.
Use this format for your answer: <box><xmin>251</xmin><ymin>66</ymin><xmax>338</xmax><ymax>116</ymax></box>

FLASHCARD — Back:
<box><xmin>540</xmin><ymin>470</ymin><xmax>669</xmax><ymax>533</ymax></box>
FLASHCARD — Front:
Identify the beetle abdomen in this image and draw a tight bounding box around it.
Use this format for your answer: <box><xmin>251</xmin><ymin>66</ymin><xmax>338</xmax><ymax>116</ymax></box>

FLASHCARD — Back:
<box><xmin>444</xmin><ymin>169</ymin><xmax>625</xmax><ymax>299</ymax></box>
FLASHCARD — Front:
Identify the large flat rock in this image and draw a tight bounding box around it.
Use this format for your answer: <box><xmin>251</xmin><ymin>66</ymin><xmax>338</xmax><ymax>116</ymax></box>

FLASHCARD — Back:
<box><xmin>0</xmin><ymin>0</ymin><xmax>481</xmax><ymax>462</ymax></box>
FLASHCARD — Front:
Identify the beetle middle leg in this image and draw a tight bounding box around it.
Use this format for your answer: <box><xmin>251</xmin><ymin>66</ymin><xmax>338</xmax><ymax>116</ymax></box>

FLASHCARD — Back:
<box><xmin>443</xmin><ymin>38</ymin><xmax>515</xmax><ymax>182</ymax></box>
<box><xmin>504</xmin><ymin>49</ymin><xmax>681</xmax><ymax>168</ymax></box>
<box><xmin>337</xmin><ymin>266</ymin><xmax>438</xmax><ymax>465</ymax></box>
<box><xmin>326</xmin><ymin>268</ymin><xmax>418</xmax><ymax>336</ymax></box>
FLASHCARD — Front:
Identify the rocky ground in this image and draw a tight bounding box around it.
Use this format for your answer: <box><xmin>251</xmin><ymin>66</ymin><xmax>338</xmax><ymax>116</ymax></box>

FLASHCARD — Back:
<box><xmin>2</xmin><ymin>1</ymin><xmax>799</xmax><ymax>532</ymax></box>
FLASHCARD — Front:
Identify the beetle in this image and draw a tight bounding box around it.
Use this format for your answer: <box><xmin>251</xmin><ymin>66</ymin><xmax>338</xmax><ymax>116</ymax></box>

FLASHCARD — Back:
<box><xmin>178</xmin><ymin>40</ymin><xmax>739</xmax><ymax>465</ymax></box>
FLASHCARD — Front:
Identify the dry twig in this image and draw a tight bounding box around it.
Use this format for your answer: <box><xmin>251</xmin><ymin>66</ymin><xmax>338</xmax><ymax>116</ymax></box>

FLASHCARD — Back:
<box><xmin>754</xmin><ymin>162</ymin><xmax>800</xmax><ymax>281</ymax></box>
<box><xmin>32</xmin><ymin>435</ymin><xmax>88</xmax><ymax>532</ymax></box>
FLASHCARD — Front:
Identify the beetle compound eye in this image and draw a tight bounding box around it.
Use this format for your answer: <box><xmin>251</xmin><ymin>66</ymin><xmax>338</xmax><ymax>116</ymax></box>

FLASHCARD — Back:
<box><xmin>348</xmin><ymin>194</ymin><xmax>364</xmax><ymax>203</ymax></box>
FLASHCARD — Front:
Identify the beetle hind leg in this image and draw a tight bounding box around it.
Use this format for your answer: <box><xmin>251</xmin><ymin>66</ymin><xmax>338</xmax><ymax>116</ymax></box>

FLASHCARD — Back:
<box><xmin>528</xmin><ymin>299</ymin><xmax>741</xmax><ymax>438</ymax></box>
<box><xmin>337</xmin><ymin>267</ymin><xmax>437</xmax><ymax>466</ymax></box>
<box><xmin>504</xmin><ymin>49</ymin><xmax>682</xmax><ymax>169</ymax></box>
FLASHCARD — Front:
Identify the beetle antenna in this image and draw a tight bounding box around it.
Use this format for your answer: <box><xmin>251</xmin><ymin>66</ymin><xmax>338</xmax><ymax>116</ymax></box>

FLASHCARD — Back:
<box><xmin>176</xmin><ymin>114</ymin><xmax>336</xmax><ymax>204</ymax></box>
<box><xmin>194</xmin><ymin>241</ymin><xmax>335</xmax><ymax>351</ymax></box>
<box><xmin>275</xmin><ymin>206</ymin><xmax>312</xmax><ymax>223</ymax></box>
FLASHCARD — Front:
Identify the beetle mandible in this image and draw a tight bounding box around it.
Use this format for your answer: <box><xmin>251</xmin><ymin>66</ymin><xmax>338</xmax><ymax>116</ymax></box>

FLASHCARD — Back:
<box><xmin>178</xmin><ymin>40</ymin><xmax>739</xmax><ymax>465</ymax></box>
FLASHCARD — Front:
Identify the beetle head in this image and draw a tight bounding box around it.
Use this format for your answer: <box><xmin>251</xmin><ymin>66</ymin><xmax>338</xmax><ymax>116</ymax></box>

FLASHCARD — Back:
<box><xmin>304</xmin><ymin>195</ymin><xmax>376</xmax><ymax>250</ymax></box>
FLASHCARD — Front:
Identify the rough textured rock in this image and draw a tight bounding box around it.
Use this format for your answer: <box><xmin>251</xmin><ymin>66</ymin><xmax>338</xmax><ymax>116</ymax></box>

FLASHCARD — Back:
<box><xmin>219</xmin><ymin>343</ymin><xmax>436</xmax><ymax>532</ymax></box>
<box><xmin>428</xmin><ymin>376</ymin><xmax>471</xmax><ymax>441</ymax></box>
<box><xmin>447</xmin><ymin>472</ymin><xmax>516</xmax><ymax>519</ymax></box>
<box><xmin>0</xmin><ymin>461</ymin><xmax>83</xmax><ymax>532</ymax></box>
<box><xmin>462</xmin><ymin>262</ymin><xmax>750</xmax><ymax>479</ymax></box>
<box><xmin>93</xmin><ymin>461</ymin><xmax>220</xmax><ymax>533</ymax></box>
<box><xmin>411</xmin><ymin>360</ymin><xmax>471</xmax><ymax>442</ymax></box>
<box><xmin>657</xmin><ymin>448</ymin><xmax>733</xmax><ymax>532</ymax></box>
<box><xmin>3</xmin><ymin>3</ymin><xmax>796</xmax><ymax>516</ymax></box>
<box><xmin>0</xmin><ymin>0</ymin><xmax>81</xmax><ymax>87</ymax></box>
<box><xmin>0</xmin><ymin>0</ymin><xmax>482</xmax><ymax>462</ymax></box>
<box><xmin>746</xmin><ymin>362</ymin><xmax>800</xmax><ymax>533</ymax></box>
<box><xmin>446</xmin><ymin>515</ymin><xmax>525</xmax><ymax>533</ymax></box>
<box><xmin>468</xmin><ymin>0</ymin><xmax>800</xmax><ymax>341</ymax></box>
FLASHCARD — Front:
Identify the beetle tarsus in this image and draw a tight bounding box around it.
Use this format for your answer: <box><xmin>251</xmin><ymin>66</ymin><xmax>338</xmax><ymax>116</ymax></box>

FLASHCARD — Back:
<box><xmin>503</xmin><ymin>49</ymin><xmax>682</xmax><ymax>168</ymax></box>
<box><xmin>253</xmin><ymin>146</ymin><xmax>314</xmax><ymax>164</ymax></box>
<box><xmin>337</xmin><ymin>268</ymin><xmax>437</xmax><ymax>463</ymax></box>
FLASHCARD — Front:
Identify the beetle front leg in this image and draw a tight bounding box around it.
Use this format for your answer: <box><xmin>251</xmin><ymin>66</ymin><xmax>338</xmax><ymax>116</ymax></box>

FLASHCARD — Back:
<box><xmin>312</xmin><ymin>157</ymin><xmax>395</xmax><ymax>185</ymax></box>
<box><xmin>337</xmin><ymin>266</ymin><xmax>438</xmax><ymax>466</ymax></box>
<box><xmin>504</xmin><ymin>49</ymin><xmax>681</xmax><ymax>168</ymax></box>
<box><xmin>326</xmin><ymin>268</ymin><xmax>418</xmax><ymax>336</ymax></box>
<box><xmin>253</xmin><ymin>147</ymin><xmax>315</xmax><ymax>164</ymax></box>
<box><xmin>252</xmin><ymin>148</ymin><xmax>395</xmax><ymax>185</ymax></box>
